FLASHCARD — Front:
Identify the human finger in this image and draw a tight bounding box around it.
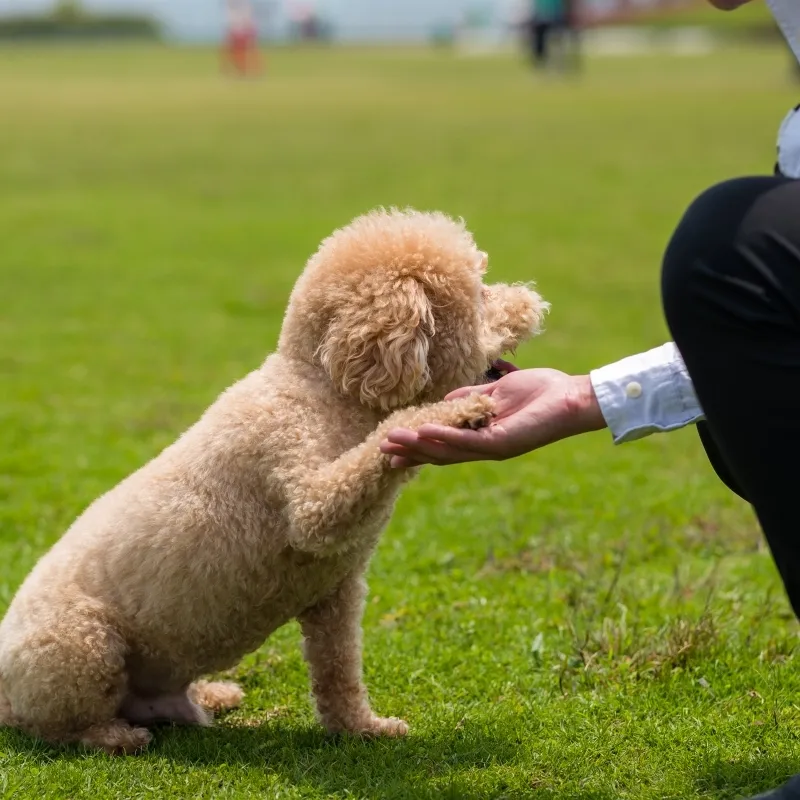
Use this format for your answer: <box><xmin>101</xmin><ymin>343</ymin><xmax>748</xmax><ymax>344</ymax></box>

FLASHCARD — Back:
<box><xmin>390</xmin><ymin>454</ymin><xmax>429</xmax><ymax>468</ymax></box>
<box><xmin>383</xmin><ymin>434</ymin><xmax>477</xmax><ymax>465</ymax></box>
<box><xmin>444</xmin><ymin>383</ymin><xmax>494</xmax><ymax>401</ymax></box>
<box><xmin>379</xmin><ymin>441</ymin><xmax>417</xmax><ymax>458</ymax></box>
<box><xmin>413</xmin><ymin>423</ymin><xmax>504</xmax><ymax>454</ymax></box>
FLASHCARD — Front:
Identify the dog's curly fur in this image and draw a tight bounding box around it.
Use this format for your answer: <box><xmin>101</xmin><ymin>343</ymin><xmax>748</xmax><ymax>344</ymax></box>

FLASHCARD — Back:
<box><xmin>0</xmin><ymin>208</ymin><xmax>547</xmax><ymax>754</ymax></box>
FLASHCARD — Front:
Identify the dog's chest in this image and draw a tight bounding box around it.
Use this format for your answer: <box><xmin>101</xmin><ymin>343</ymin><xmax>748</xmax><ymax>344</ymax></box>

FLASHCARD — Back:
<box><xmin>274</xmin><ymin>519</ymin><xmax>387</xmax><ymax>615</ymax></box>
<box><xmin>127</xmin><ymin>477</ymin><xmax>397</xmax><ymax>686</ymax></box>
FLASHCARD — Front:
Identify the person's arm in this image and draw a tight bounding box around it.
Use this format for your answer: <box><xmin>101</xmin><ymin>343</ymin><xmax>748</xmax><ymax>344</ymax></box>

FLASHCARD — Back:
<box><xmin>379</xmin><ymin>344</ymin><xmax>703</xmax><ymax>467</ymax></box>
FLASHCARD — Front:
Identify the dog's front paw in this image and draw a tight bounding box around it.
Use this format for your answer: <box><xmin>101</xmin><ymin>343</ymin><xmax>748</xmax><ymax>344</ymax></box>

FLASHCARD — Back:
<box><xmin>355</xmin><ymin>715</ymin><xmax>409</xmax><ymax>738</ymax></box>
<box><xmin>448</xmin><ymin>393</ymin><xmax>495</xmax><ymax>430</ymax></box>
<box><xmin>327</xmin><ymin>713</ymin><xmax>409</xmax><ymax>738</ymax></box>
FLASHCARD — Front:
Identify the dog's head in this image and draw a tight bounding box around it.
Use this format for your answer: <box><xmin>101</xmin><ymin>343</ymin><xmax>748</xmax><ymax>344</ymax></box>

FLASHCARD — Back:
<box><xmin>278</xmin><ymin>208</ymin><xmax>548</xmax><ymax>411</ymax></box>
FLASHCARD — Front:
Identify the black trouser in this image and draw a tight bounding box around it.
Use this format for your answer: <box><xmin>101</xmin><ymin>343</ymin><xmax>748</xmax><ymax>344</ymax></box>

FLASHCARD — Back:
<box><xmin>662</xmin><ymin>175</ymin><xmax>800</xmax><ymax>618</ymax></box>
<box><xmin>530</xmin><ymin>19</ymin><xmax>553</xmax><ymax>65</ymax></box>
<box><xmin>528</xmin><ymin>17</ymin><xmax>581</xmax><ymax>71</ymax></box>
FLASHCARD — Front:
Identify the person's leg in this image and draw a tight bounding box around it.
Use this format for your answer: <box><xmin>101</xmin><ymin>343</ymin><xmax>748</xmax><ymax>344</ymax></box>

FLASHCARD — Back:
<box><xmin>662</xmin><ymin>175</ymin><xmax>800</xmax><ymax>797</ymax></box>
<box><xmin>232</xmin><ymin>32</ymin><xmax>248</xmax><ymax>75</ymax></box>
<box><xmin>695</xmin><ymin>421</ymin><xmax>747</xmax><ymax>501</ymax></box>
<box><xmin>246</xmin><ymin>28</ymin><xmax>262</xmax><ymax>75</ymax></box>
<box><xmin>533</xmin><ymin>21</ymin><xmax>549</xmax><ymax>67</ymax></box>
<box><xmin>751</xmin><ymin>778</ymin><xmax>800</xmax><ymax>800</ymax></box>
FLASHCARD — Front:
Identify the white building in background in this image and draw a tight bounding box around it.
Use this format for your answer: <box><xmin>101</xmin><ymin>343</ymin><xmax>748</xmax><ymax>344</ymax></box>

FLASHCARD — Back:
<box><xmin>0</xmin><ymin>0</ymin><xmax>529</xmax><ymax>43</ymax></box>
<box><xmin>286</xmin><ymin>0</ymin><xmax>526</xmax><ymax>42</ymax></box>
<box><xmin>3</xmin><ymin>0</ymin><xmax>671</xmax><ymax>44</ymax></box>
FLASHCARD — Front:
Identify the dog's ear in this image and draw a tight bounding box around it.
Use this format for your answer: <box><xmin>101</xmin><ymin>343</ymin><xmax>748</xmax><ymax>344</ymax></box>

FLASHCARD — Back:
<box><xmin>317</xmin><ymin>277</ymin><xmax>434</xmax><ymax>410</ymax></box>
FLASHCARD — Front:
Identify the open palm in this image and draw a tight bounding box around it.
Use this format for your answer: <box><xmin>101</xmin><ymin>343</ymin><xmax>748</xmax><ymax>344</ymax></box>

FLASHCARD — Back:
<box><xmin>379</xmin><ymin>368</ymin><xmax>605</xmax><ymax>467</ymax></box>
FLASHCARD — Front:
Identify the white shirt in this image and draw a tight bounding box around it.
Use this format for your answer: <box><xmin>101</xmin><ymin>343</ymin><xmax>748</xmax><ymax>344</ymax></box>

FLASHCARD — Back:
<box><xmin>770</xmin><ymin>0</ymin><xmax>800</xmax><ymax>177</ymax></box>
<box><xmin>769</xmin><ymin>0</ymin><xmax>800</xmax><ymax>66</ymax></box>
<box><xmin>590</xmin><ymin>343</ymin><xmax>704</xmax><ymax>444</ymax></box>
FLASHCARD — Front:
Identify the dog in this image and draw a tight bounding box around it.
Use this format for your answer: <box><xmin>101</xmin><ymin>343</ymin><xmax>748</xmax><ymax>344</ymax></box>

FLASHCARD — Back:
<box><xmin>0</xmin><ymin>208</ymin><xmax>547</xmax><ymax>754</ymax></box>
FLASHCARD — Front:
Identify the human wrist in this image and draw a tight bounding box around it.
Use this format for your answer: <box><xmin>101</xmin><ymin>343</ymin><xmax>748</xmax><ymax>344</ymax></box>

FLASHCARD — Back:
<box><xmin>563</xmin><ymin>375</ymin><xmax>607</xmax><ymax>436</ymax></box>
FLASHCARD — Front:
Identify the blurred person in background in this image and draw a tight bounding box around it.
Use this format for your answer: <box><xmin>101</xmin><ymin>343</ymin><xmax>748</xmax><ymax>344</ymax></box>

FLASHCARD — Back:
<box><xmin>527</xmin><ymin>0</ymin><xmax>564</xmax><ymax>68</ymax></box>
<box><xmin>526</xmin><ymin>0</ymin><xmax>581</xmax><ymax>72</ymax></box>
<box><xmin>288</xmin><ymin>0</ymin><xmax>321</xmax><ymax>41</ymax></box>
<box><xmin>222</xmin><ymin>0</ymin><xmax>262</xmax><ymax>77</ymax></box>
<box><xmin>382</xmin><ymin>0</ymin><xmax>800</xmax><ymax>796</ymax></box>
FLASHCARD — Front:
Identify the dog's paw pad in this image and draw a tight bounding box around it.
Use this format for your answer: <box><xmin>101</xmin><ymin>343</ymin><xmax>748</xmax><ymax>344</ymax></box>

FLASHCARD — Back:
<box><xmin>452</xmin><ymin>394</ymin><xmax>495</xmax><ymax>430</ymax></box>
<box><xmin>460</xmin><ymin>413</ymin><xmax>493</xmax><ymax>430</ymax></box>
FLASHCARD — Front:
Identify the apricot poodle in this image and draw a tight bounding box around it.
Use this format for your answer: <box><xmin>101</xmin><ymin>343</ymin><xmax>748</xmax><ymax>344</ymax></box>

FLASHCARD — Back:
<box><xmin>0</xmin><ymin>208</ymin><xmax>547</xmax><ymax>754</ymax></box>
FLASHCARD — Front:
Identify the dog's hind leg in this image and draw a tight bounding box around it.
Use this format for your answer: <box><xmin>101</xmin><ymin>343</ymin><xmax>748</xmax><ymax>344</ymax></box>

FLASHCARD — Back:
<box><xmin>119</xmin><ymin>690</ymin><xmax>211</xmax><ymax>727</ymax></box>
<box><xmin>0</xmin><ymin>607</ymin><xmax>149</xmax><ymax>754</ymax></box>
<box><xmin>189</xmin><ymin>680</ymin><xmax>244</xmax><ymax>713</ymax></box>
<box><xmin>0</xmin><ymin>677</ymin><xmax>15</xmax><ymax>727</ymax></box>
<box><xmin>71</xmin><ymin>719</ymin><xmax>152</xmax><ymax>755</ymax></box>
<box><xmin>119</xmin><ymin>681</ymin><xmax>242</xmax><ymax>728</ymax></box>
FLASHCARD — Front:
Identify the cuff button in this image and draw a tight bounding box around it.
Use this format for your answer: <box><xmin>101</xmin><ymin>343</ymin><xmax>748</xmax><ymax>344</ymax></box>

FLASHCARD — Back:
<box><xmin>625</xmin><ymin>381</ymin><xmax>642</xmax><ymax>399</ymax></box>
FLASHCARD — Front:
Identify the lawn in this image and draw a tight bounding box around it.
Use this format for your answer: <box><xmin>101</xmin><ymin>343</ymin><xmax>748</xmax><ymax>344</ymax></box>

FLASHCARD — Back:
<box><xmin>1</xmin><ymin>42</ymin><xmax>799</xmax><ymax>799</ymax></box>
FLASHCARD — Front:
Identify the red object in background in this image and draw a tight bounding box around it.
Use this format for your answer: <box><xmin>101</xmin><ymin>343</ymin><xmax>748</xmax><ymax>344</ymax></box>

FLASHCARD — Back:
<box><xmin>223</xmin><ymin>0</ymin><xmax>262</xmax><ymax>76</ymax></box>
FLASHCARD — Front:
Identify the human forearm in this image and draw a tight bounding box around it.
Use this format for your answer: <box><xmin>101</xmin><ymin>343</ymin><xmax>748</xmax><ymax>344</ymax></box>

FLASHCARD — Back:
<box><xmin>379</xmin><ymin>343</ymin><xmax>703</xmax><ymax>468</ymax></box>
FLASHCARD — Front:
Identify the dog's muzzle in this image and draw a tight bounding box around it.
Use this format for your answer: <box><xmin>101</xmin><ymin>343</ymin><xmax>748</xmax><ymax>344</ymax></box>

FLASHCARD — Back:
<box><xmin>483</xmin><ymin>359</ymin><xmax>518</xmax><ymax>383</ymax></box>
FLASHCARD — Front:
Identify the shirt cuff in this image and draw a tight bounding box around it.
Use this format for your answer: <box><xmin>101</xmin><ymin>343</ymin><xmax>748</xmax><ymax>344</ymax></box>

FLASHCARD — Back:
<box><xmin>589</xmin><ymin>343</ymin><xmax>704</xmax><ymax>444</ymax></box>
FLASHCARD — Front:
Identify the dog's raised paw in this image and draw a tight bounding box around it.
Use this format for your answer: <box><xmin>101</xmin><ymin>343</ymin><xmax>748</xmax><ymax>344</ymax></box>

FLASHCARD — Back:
<box><xmin>460</xmin><ymin>413</ymin><xmax>493</xmax><ymax>430</ymax></box>
<box><xmin>450</xmin><ymin>394</ymin><xmax>495</xmax><ymax>431</ymax></box>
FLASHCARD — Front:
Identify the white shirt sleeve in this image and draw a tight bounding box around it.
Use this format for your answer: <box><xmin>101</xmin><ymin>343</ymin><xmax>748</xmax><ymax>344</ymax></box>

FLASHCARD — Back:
<box><xmin>589</xmin><ymin>342</ymin><xmax>704</xmax><ymax>444</ymax></box>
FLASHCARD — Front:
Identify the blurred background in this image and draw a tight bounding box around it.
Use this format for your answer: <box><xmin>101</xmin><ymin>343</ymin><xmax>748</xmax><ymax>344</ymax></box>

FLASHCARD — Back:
<box><xmin>0</xmin><ymin>0</ymin><xmax>789</xmax><ymax>51</ymax></box>
<box><xmin>4</xmin><ymin>3</ymin><xmax>800</xmax><ymax>797</ymax></box>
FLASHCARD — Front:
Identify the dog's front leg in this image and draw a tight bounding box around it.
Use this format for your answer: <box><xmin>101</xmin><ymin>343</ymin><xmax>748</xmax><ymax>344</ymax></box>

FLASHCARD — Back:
<box><xmin>287</xmin><ymin>393</ymin><xmax>494</xmax><ymax>555</ymax></box>
<box><xmin>298</xmin><ymin>571</ymin><xmax>407</xmax><ymax>737</ymax></box>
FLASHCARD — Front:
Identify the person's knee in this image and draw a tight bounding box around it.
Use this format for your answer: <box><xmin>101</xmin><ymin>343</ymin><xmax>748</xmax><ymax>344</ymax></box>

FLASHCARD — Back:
<box><xmin>661</xmin><ymin>176</ymin><xmax>786</xmax><ymax>338</ymax></box>
<box><xmin>662</xmin><ymin>181</ymin><xmax>729</xmax><ymax>336</ymax></box>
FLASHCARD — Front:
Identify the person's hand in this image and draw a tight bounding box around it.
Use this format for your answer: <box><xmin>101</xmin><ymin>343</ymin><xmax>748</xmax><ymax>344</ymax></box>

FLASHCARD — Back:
<box><xmin>379</xmin><ymin>366</ymin><xmax>607</xmax><ymax>468</ymax></box>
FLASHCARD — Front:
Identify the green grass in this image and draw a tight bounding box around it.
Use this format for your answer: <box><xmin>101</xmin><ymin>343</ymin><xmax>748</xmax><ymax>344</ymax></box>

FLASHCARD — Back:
<box><xmin>1</xmin><ymin>43</ymin><xmax>800</xmax><ymax>799</ymax></box>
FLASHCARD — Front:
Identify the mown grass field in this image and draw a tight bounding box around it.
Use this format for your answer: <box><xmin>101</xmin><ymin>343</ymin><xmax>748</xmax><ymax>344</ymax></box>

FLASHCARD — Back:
<box><xmin>1</xmin><ymin>42</ymin><xmax>800</xmax><ymax>799</ymax></box>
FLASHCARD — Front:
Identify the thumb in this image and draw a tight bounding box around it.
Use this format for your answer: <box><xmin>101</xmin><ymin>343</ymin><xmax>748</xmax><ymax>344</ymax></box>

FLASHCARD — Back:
<box><xmin>444</xmin><ymin>383</ymin><xmax>495</xmax><ymax>401</ymax></box>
